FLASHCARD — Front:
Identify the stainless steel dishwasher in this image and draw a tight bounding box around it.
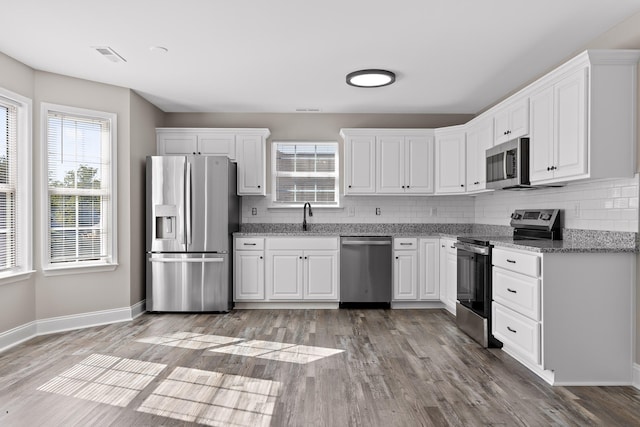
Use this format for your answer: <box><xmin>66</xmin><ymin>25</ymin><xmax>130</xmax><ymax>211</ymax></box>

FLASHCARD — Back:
<box><xmin>339</xmin><ymin>236</ymin><xmax>392</xmax><ymax>308</ymax></box>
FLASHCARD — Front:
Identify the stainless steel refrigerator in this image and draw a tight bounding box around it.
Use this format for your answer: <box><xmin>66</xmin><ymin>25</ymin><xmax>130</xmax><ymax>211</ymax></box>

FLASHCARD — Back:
<box><xmin>146</xmin><ymin>155</ymin><xmax>239</xmax><ymax>312</ymax></box>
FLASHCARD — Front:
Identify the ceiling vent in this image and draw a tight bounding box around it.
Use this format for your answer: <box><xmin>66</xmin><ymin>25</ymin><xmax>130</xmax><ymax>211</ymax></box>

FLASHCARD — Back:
<box><xmin>92</xmin><ymin>46</ymin><xmax>127</xmax><ymax>63</ymax></box>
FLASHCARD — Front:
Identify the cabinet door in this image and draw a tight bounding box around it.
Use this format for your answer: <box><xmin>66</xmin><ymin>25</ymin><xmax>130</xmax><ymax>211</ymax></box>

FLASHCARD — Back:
<box><xmin>439</xmin><ymin>240</ymin><xmax>449</xmax><ymax>305</ymax></box>
<box><xmin>406</xmin><ymin>135</ymin><xmax>434</xmax><ymax>194</ymax></box>
<box><xmin>304</xmin><ymin>250</ymin><xmax>338</xmax><ymax>300</ymax></box>
<box><xmin>158</xmin><ymin>132</ymin><xmax>198</xmax><ymax>155</ymax></box>
<box><xmin>509</xmin><ymin>98</ymin><xmax>530</xmax><ymax>140</ymax></box>
<box><xmin>236</xmin><ymin>134</ymin><xmax>265</xmax><ymax>195</ymax></box>
<box><xmin>234</xmin><ymin>251</ymin><xmax>265</xmax><ymax>300</ymax></box>
<box><xmin>345</xmin><ymin>135</ymin><xmax>376</xmax><ymax>194</ymax></box>
<box><xmin>529</xmin><ymin>86</ymin><xmax>555</xmax><ymax>183</ymax></box>
<box><xmin>465</xmin><ymin>120</ymin><xmax>493</xmax><ymax>191</ymax></box>
<box><xmin>198</xmin><ymin>133</ymin><xmax>236</xmax><ymax>159</ymax></box>
<box><xmin>266</xmin><ymin>251</ymin><xmax>303</xmax><ymax>299</ymax></box>
<box><xmin>553</xmin><ymin>68</ymin><xmax>587</xmax><ymax>180</ymax></box>
<box><xmin>393</xmin><ymin>251</ymin><xmax>418</xmax><ymax>300</ymax></box>
<box><xmin>418</xmin><ymin>239</ymin><xmax>439</xmax><ymax>300</ymax></box>
<box><xmin>494</xmin><ymin>98</ymin><xmax>529</xmax><ymax>145</ymax></box>
<box><xmin>435</xmin><ymin>131</ymin><xmax>466</xmax><ymax>193</ymax></box>
<box><xmin>377</xmin><ymin>136</ymin><xmax>405</xmax><ymax>194</ymax></box>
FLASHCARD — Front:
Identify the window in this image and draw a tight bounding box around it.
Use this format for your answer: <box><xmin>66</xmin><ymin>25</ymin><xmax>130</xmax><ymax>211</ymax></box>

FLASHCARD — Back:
<box><xmin>43</xmin><ymin>104</ymin><xmax>117</xmax><ymax>272</ymax></box>
<box><xmin>272</xmin><ymin>142</ymin><xmax>339</xmax><ymax>206</ymax></box>
<box><xmin>0</xmin><ymin>87</ymin><xmax>32</xmax><ymax>283</ymax></box>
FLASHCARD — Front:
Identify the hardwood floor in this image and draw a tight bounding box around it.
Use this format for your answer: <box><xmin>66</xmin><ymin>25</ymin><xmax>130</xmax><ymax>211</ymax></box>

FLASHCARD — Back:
<box><xmin>1</xmin><ymin>309</ymin><xmax>640</xmax><ymax>426</ymax></box>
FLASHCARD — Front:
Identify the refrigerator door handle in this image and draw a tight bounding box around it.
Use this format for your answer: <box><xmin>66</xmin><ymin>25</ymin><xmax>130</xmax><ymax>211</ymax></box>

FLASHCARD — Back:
<box><xmin>186</xmin><ymin>160</ymin><xmax>192</xmax><ymax>246</ymax></box>
<box><xmin>149</xmin><ymin>257</ymin><xmax>224</xmax><ymax>263</ymax></box>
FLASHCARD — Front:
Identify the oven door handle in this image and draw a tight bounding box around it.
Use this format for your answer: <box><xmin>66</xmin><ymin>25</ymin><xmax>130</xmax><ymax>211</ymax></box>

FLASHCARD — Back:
<box><xmin>454</xmin><ymin>242</ymin><xmax>490</xmax><ymax>256</ymax></box>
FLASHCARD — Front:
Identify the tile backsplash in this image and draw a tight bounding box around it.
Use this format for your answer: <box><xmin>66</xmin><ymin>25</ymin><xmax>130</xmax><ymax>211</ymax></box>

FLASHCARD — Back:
<box><xmin>241</xmin><ymin>195</ymin><xmax>475</xmax><ymax>225</ymax></box>
<box><xmin>241</xmin><ymin>175</ymin><xmax>639</xmax><ymax>233</ymax></box>
<box><xmin>474</xmin><ymin>175</ymin><xmax>639</xmax><ymax>232</ymax></box>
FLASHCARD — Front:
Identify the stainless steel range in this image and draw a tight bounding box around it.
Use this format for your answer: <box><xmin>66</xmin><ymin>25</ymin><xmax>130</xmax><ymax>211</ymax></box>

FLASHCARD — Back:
<box><xmin>455</xmin><ymin>209</ymin><xmax>562</xmax><ymax>347</ymax></box>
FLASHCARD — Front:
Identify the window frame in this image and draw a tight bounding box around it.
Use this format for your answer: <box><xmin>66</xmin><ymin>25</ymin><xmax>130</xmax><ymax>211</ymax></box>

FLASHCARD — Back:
<box><xmin>0</xmin><ymin>87</ymin><xmax>33</xmax><ymax>285</ymax></box>
<box><xmin>270</xmin><ymin>141</ymin><xmax>340</xmax><ymax>208</ymax></box>
<box><xmin>41</xmin><ymin>103</ymin><xmax>118</xmax><ymax>275</ymax></box>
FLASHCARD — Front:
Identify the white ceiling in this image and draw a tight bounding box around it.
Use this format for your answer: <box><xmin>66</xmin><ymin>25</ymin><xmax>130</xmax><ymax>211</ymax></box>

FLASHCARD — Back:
<box><xmin>2</xmin><ymin>1</ymin><xmax>640</xmax><ymax>114</ymax></box>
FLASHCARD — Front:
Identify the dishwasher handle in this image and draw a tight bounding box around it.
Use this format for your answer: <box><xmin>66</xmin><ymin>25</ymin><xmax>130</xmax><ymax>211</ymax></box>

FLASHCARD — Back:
<box><xmin>341</xmin><ymin>240</ymin><xmax>391</xmax><ymax>246</ymax></box>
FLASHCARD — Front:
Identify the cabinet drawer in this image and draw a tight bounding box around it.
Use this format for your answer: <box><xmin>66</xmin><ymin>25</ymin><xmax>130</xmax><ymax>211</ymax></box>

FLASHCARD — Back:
<box><xmin>235</xmin><ymin>238</ymin><xmax>264</xmax><ymax>250</ymax></box>
<box><xmin>394</xmin><ymin>238</ymin><xmax>417</xmax><ymax>250</ymax></box>
<box><xmin>266</xmin><ymin>237</ymin><xmax>338</xmax><ymax>251</ymax></box>
<box><xmin>493</xmin><ymin>267</ymin><xmax>540</xmax><ymax>321</ymax></box>
<box><xmin>492</xmin><ymin>248</ymin><xmax>540</xmax><ymax>277</ymax></box>
<box><xmin>493</xmin><ymin>303</ymin><xmax>540</xmax><ymax>365</ymax></box>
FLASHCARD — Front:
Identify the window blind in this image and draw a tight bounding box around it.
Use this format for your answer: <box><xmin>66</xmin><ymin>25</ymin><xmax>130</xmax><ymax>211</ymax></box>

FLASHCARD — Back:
<box><xmin>273</xmin><ymin>143</ymin><xmax>338</xmax><ymax>205</ymax></box>
<box><xmin>0</xmin><ymin>101</ymin><xmax>17</xmax><ymax>271</ymax></box>
<box><xmin>47</xmin><ymin>111</ymin><xmax>111</xmax><ymax>263</ymax></box>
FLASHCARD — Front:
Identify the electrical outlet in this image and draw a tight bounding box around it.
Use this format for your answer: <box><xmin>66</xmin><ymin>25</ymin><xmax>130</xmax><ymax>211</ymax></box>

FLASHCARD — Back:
<box><xmin>375</xmin><ymin>207</ymin><xmax>381</xmax><ymax>216</ymax></box>
<box><xmin>348</xmin><ymin>206</ymin><xmax>355</xmax><ymax>217</ymax></box>
<box><xmin>430</xmin><ymin>207</ymin><xmax>437</xmax><ymax>216</ymax></box>
<box><xmin>251</xmin><ymin>207</ymin><xmax>257</xmax><ymax>216</ymax></box>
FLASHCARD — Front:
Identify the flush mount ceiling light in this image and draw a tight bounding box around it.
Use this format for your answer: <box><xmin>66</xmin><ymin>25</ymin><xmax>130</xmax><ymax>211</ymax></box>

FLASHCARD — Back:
<box><xmin>346</xmin><ymin>69</ymin><xmax>396</xmax><ymax>88</ymax></box>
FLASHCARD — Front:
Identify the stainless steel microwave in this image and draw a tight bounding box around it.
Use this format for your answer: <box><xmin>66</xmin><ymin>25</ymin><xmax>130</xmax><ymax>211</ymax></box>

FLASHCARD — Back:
<box><xmin>485</xmin><ymin>138</ymin><xmax>530</xmax><ymax>190</ymax></box>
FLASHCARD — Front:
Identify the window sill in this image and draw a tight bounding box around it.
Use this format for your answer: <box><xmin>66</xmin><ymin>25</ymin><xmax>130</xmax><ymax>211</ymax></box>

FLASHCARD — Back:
<box><xmin>267</xmin><ymin>205</ymin><xmax>343</xmax><ymax>211</ymax></box>
<box><xmin>0</xmin><ymin>270</ymin><xmax>36</xmax><ymax>286</ymax></box>
<box><xmin>42</xmin><ymin>262</ymin><xmax>119</xmax><ymax>277</ymax></box>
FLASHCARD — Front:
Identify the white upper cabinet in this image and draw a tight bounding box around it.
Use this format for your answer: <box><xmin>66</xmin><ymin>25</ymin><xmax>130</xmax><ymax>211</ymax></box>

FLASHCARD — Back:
<box><xmin>493</xmin><ymin>97</ymin><xmax>529</xmax><ymax>145</ymax></box>
<box><xmin>465</xmin><ymin>118</ymin><xmax>494</xmax><ymax>192</ymax></box>
<box><xmin>528</xmin><ymin>50</ymin><xmax>640</xmax><ymax>185</ymax></box>
<box><xmin>156</xmin><ymin>128</ymin><xmax>270</xmax><ymax>196</ymax></box>
<box><xmin>236</xmin><ymin>133</ymin><xmax>267</xmax><ymax>195</ymax></box>
<box><xmin>377</xmin><ymin>134</ymin><xmax>434</xmax><ymax>194</ymax></box>
<box><xmin>341</xmin><ymin>129</ymin><xmax>434</xmax><ymax>196</ymax></box>
<box><xmin>342</xmin><ymin>132</ymin><xmax>376</xmax><ymax>194</ymax></box>
<box><xmin>529</xmin><ymin>68</ymin><xmax>587</xmax><ymax>183</ymax></box>
<box><xmin>435</xmin><ymin>126</ymin><xmax>466</xmax><ymax>194</ymax></box>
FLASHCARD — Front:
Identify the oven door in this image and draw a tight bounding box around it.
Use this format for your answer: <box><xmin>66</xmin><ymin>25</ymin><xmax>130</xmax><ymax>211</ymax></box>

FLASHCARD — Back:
<box><xmin>454</xmin><ymin>242</ymin><xmax>491</xmax><ymax>317</ymax></box>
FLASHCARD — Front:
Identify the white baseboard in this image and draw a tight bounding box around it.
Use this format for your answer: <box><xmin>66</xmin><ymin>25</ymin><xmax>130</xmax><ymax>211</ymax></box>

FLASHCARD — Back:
<box><xmin>0</xmin><ymin>300</ymin><xmax>147</xmax><ymax>353</ymax></box>
<box><xmin>633</xmin><ymin>363</ymin><xmax>640</xmax><ymax>389</ymax></box>
<box><xmin>391</xmin><ymin>301</ymin><xmax>446</xmax><ymax>309</ymax></box>
<box><xmin>234</xmin><ymin>302</ymin><xmax>339</xmax><ymax>310</ymax></box>
<box><xmin>0</xmin><ymin>321</ymin><xmax>38</xmax><ymax>354</ymax></box>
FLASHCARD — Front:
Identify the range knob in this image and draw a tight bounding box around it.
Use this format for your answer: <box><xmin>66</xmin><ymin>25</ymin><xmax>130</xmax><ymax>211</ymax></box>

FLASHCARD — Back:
<box><xmin>511</xmin><ymin>212</ymin><xmax>522</xmax><ymax>220</ymax></box>
<box><xmin>540</xmin><ymin>213</ymin><xmax>552</xmax><ymax>221</ymax></box>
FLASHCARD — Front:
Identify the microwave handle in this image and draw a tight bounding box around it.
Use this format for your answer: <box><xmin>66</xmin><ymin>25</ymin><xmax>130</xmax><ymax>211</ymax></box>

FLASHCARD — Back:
<box><xmin>503</xmin><ymin>152</ymin><xmax>508</xmax><ymax>180</ymax></box>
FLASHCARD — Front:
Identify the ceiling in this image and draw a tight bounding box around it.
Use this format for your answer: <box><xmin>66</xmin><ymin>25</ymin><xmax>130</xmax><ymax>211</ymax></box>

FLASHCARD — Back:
<box><xmin>2</xmin><ymin>1</ymin><xmax>640</xmax><ymax>114</ymax></box>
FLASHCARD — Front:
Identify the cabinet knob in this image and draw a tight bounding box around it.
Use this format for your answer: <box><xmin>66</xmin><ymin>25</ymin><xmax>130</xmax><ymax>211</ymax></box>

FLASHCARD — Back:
<box><xmin>299</xmin><ymin>256</ymin><xmax>302</xmax><ymax>259</ymax></box>
<box><xmin>547</xmin><ymin>167</ymin><xmax>551</xmax><ymax>171</ymax></box>
<box><xmin>460</xmin><ymin>184</ymin><xmax>464</xmax><ymax>187</ymax></box>
<box><xmin>348</xmin><ymin>185</ymin><xmax>352</xmax><ymax>188</ymax></box>
<box><xmin>406</xmin><ymin>185</ymin><xmax>410</xmax><ymax>189</ymax></box>
<box><xmin>198</xmin><ymin>152</ymin><xmax>201</xmax><ymax>155</ymax></box>
<box><xmin>304</xmin><ymin>256</ymin><xmax>308</xmax><ymax>259</ymax></box>
<box><xmin>402</xmin><ymin>185</ymin><xmax>405</xmax><ymax>189</ymax></box>
<box><xmin>395</xmin><ymin>256</ymin><xmax>399</xmax><ymax>259</ymax></box>
<box><xmin>257</xmin><ymin>185</ymin><xmax>261</xmax><ymax>188</ymax></box>
<box><xmin>503</xmin><ymin>131</ymin><xmax>507</xmax><ymax>135</ymax></box>
<box><xmin>551</xmin><ymin>166</ymin><xmax>556</xmax><ymax>171</ymax></box>
<box><xmin>474</xmin><ymin>181</ymin><xmax>479</xmax><ymax>185</ymax></box>
<box><xmin>192</xmin><ymin>152</ymin><xmax>196</xmax><ymax>155</ymax></box>
<box><xmin>259</xmin><ymin>256</ymin><xmax>263</xmax><ymax>259</ymax></box>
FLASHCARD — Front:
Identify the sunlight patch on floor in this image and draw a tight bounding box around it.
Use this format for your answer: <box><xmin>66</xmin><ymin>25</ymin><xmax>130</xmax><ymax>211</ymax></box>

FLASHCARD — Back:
<box><xmin>209</xmin><ymin>339</ymin><xmax>345</xmax><ymax>364</ymax></box>
<box><xmin>137</xmin><ymin>366</ymin><xmax>281</xmax><ymax>427</ymax></box>
<box><xmin>137</xmin><ymin>332</ymin><xmax>345</xmax><ymax>364</ymax></box>
<box><xmin>37</xmin><ymin>354</ymin><xmax>167</xmax><ymax>407</ymax></box>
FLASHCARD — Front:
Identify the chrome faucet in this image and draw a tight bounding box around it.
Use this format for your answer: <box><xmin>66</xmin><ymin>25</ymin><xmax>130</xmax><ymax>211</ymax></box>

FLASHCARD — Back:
<box><xmin>302</xmin><ymin>202</ymin><xmax>313</xmax><ymax>231</ymax></box>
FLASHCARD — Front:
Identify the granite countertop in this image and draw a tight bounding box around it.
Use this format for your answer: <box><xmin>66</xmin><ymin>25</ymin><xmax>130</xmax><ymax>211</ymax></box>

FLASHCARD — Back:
<box><xmin>235</xmin><ymin>223</ymin><xmax>638</xmax><ymax>254</ymax></box>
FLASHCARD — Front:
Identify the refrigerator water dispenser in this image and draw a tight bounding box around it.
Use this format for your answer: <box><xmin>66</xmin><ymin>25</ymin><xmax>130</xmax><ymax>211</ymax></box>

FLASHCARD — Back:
<box><xmin>154</xmin><ymin>205</ymin><xmax>177</xmax><ymax>239</ymax></box>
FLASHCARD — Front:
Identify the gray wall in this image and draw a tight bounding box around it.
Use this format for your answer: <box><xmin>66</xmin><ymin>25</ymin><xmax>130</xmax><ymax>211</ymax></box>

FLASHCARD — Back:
<box><xmin>129</xmin><ymin>92</ymin><xmax>165</xmax><ymax>305</ymax></box>
<box><xmin>0</xmin><ymin>52</ymin><xmax>160</xmax><ymax>335</ymax></box>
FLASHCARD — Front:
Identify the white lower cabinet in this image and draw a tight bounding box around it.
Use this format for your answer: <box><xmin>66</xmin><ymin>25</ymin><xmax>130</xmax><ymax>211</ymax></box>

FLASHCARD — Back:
<box><xmin>234</xmin><ymin>238</ymin><xmax>265</xmax><ymax>301</ymax></box>
<box><xmin>393</xmin><ymin>238</ymin><xmax>418</xmax><ymax>300</ymax></box>
<box><xmin>492</xmin><ymin>247</ymin><xmax>634</xmax><ymax>385</ymax></box>
<box><xmin>418</xmin><ymin>238</ymin><xmax>439</xmax><ymax>300</ymax></box>
<box><xmin>392</xmin><ymin>237</ymin><xmax>440</xmax><ymax>302</ymax></box>
<box><xmin>439</xmin><ymin>238</ymin><xmax>457</xmax><ymax>314</ymax></box>
<box><xmin>265</xmin><ymin>237</ymin><xmax>339</xmax><ymax>302</ymax></box>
